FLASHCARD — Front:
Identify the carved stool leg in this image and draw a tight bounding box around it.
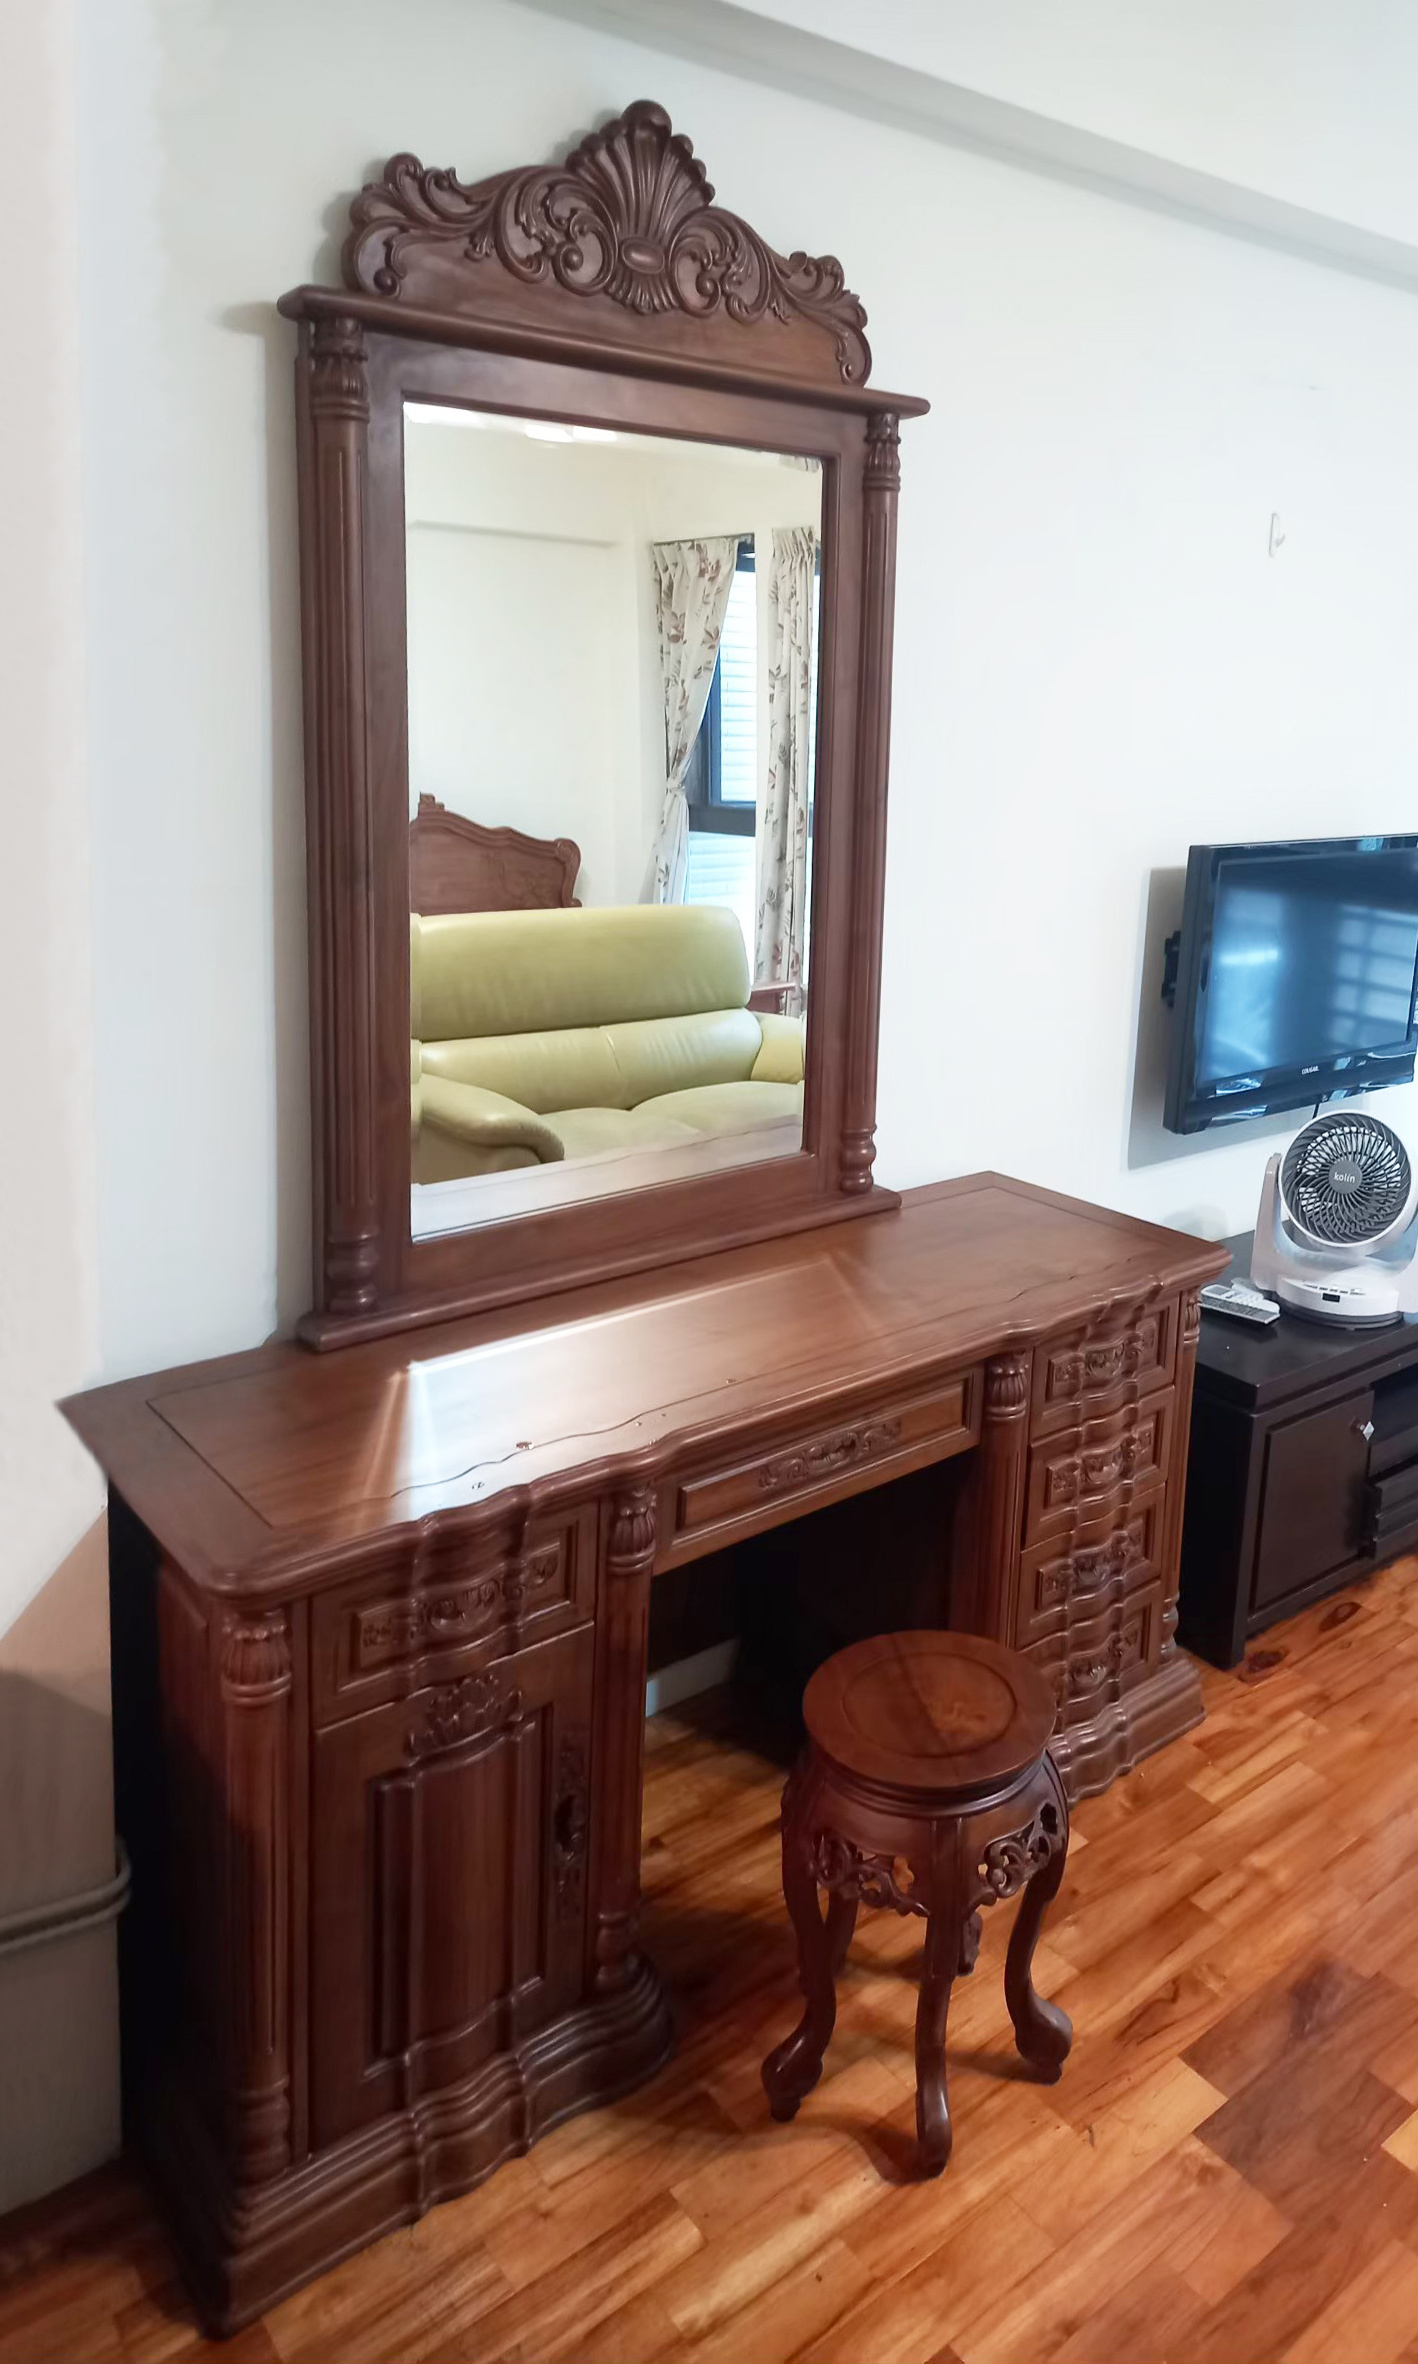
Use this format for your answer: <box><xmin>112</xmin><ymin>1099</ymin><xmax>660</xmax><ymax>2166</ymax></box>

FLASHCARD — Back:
<box><xmin>827</xmin><ymin>1891</ymin><xmax>858</xmax><ymax>1977</ymax></box>
<box><xmin>762</xmin><ymin>1826</ymin><xmax>840</xmax><ymax>2120</ymax></box>
<box><xmin>914</xmin><ymin>1901</ymin><xmax>964</xmax><ymax>2175</ymax></box>
<box><xmin>1004</xmin><ymin>1783</ymin><xmax>1073</xmax><ymax>2081</ymax></box>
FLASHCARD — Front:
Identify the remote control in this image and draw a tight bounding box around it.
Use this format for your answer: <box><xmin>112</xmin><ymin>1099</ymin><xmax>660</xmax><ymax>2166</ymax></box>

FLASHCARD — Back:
<box><xmin>1199</xmin><ymin>1279</ymin><xmax>1281</xmax><ymax>1327</ymax></box>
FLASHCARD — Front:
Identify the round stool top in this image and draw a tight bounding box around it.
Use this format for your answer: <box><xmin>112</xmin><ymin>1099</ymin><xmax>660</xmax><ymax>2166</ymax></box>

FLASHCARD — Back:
<box><xmin>803</xmin><ymin>1631</ymin><xmax>1056</xmax><ymax>1796</ymax></box>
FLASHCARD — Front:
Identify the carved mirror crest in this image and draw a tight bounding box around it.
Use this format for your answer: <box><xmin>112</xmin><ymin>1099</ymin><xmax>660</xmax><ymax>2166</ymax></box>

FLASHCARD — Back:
<box><xmin>280</xmin><ymin>101</ymin><xmax>927</xmax><ymax>1346</ymax></box>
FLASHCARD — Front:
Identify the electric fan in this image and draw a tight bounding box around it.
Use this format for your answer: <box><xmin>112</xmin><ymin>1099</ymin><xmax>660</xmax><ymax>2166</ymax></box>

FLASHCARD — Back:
<box><xmin>1250</xmin><ymin>1111</ymin><xmax>1418</xmax><ymax>1325</ymax></box>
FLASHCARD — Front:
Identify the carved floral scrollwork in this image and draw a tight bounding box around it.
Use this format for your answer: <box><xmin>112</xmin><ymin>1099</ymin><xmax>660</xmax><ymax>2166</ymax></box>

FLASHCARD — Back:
<box><xmin>806</xmin><ymin>1829</ymin><xmax>927</xmax><ymax>1918</ymax></box>
<box><xmin>756</xmin><ymin>1417</ymin><xmax>903</xmax><ymax>1496</ymax></box>
<box><xmin>1051</xmin><ymin>1318</ymin><xmax>1159</xmax><ymax>1402</ymax></box>
<box><xmin>406</xmin><ymin>1669</ymin><xmax>523</xmax><ymax>1760</ymax></box>
<box><xmin>1038</xmin><ymin>1518</ymin><xmax>1146</xmax><ymax>1609</ymax></box>
<box><xmin>356</xmin><ymin>1542</ymin><xmax>562</xmax><ymax>1668</ymax></box>
<box><xmin>1046</xmin><ymin>1418</ymin><xmax>1156</xmax><ymax>1508</ymax></box>
<box><xmin>979</xmin><ymin>1800</ymin><xmax>1063</xmax><ymax>1901</ymax></box>
<box><xmin>344</xmin><ymin>100</ymin><xmax>872</xmax><ymax>384</ymax></box>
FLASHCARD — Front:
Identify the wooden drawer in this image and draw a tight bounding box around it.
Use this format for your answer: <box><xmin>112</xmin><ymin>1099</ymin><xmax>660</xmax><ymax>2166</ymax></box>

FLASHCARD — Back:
<box><xmin>312</xmin><ymin>1508</ymin><xmax>596</xmax><ymax>1727</ymax></box>
<box><xmin>1025</xmin><ymin>1582</ymin><xmax>1163</xmax><ymax>1730</ymax></box>
<box><xmin>1015</xmin><ymin>1488</ymin><xmax>1165</xmax><ymax>1648</ymax></box>
<box><xmin>666</xmin><ymin>1371</ymin><xmax>980</xmax><ymax>1560</ymax></box>
<box><xmin>1025</xmin><ymin>1390</ymin><xmax>1174</xmax><ymax>1543</ymax></box>
<box><xmin>1031</xmin><ymin>1300</ymin><xmax>1176</xmax><ymax>1438</ymax></box>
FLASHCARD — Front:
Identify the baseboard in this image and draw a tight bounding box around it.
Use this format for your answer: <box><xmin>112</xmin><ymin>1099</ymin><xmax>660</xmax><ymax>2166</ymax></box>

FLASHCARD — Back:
<box><xmin>645</xmin><ymin>1640</ymin><xmax>739</xmax><ymax>1716</ymax></box>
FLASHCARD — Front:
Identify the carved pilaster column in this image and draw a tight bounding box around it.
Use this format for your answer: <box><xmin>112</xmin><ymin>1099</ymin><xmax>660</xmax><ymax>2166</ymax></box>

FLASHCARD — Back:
<box><xmin>1160</xmin><ymin>1288</ymin><xmax>1202</xmax><ymax>1653</ymax></box>
<box><xmin>592</xmin><ymin>1485</ymin><xmax>657</xmax><ymax>1994</ymax></box>
<box><xmin>220</xmin><ymin>1608</ymin><xmax>292</xmax><ymax>2184</ymax></box>
<box><xmin>300</xmin><ymin>313</ymin><xmax>379</xmax><ymax>1317</ymax></box>
<box><xmin>840</xmin><ymin>410</ymin><xmax>901</xmax><ymax>1196</ymax></box>
<box><xmin>957</xmin><ymin>1354</ymin><xmax>1031</xmax><ymax>1641</ymax></box>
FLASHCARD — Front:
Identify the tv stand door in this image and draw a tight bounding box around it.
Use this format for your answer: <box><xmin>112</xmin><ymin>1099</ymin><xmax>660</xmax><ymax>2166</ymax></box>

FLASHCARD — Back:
<box><xmin>1252</xmin><ymin>1383</ymin><xmax>1375</xmax><ymax>1613</ymax></box>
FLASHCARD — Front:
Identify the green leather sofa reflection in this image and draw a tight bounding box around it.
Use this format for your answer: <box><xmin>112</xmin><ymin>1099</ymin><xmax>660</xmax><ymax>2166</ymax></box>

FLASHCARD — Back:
<box><xmin>411</xmin><ymin>903</ymin><xmax>805</xmax><ymax>1185</ymax></box>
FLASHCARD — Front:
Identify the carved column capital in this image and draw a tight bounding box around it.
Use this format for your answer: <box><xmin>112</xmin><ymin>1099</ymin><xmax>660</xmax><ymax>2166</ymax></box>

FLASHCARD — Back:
<box><xmin>220</xmin><ymin>1608</ymin><xmax>291</xmax><ymax>1703</ymax></box>
<box><xmin>984</xmin><ymin>1352</ymin><xmax>1031</xmax><ymax>1422</ymax></box>
<box><xmin>308</xmin><ymin>312</ymin><xmax>370</xmax><ymax>417</ymax></box>
<box><xmin>1181</xmin><ymin>1288</ymin><xmax>1201</xmax><ymax>1344</ymax></box>
<box><xmin>864</xmin><ymin>409</ymin><xmax>901</xmax><ymax>490</ymax></box>
<box><xmin>607</xmin><ymin>1484</ymin><xmax>658</xmax><ymax>1574</ymax></box>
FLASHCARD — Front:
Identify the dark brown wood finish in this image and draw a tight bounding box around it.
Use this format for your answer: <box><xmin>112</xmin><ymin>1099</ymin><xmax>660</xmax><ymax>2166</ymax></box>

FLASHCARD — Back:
<box><xmin>1181</xmin><ymin>1235</ymin><xmax>1418</xmax><ymax>1666</ymax></box>
<box><xmin>408</xmin><ymin>794</ymin><xmax>581</xmax><ymax>913</ymax></box>
<box><xmin>64</xmin><ymin>1175</ymin><xmax>1225</xmax><ymax>2329</ymax></box>
<box><xmin>278</xmin><ymin>101</ymin><xmax>929</xmax><ymax>1347</ymax></box>
<box><xmin>763</xmin><ymin>1631</ymin><xmax>1072</xmax><ymax>2174</ymax></box>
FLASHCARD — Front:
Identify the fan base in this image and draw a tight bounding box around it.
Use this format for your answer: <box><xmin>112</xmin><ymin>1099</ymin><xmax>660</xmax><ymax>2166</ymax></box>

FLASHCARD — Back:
<box><xmin>1273</xmin><ymin>1273</ymin><xmax>1408</xmax><ymax>1329</ymax></box>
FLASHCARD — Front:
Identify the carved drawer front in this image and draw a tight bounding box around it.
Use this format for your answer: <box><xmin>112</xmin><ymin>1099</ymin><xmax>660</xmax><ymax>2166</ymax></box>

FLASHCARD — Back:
<box><xmin>1024</xmin><ymin>1390</ymin><xmax>1174</xmax><ymax>1545</ymax></box>
<box><xmin>1015</xmin><ymin>1488</ymin><xmax>1165</xmax><ymax>1648</ymax></box>
<box><xmin>1025</xmin><ymin>1583</ymin><xmax>1162</xmax><ymax>1732</ymax></box>
<box><xmin>312</xmin><ymin>1508</ymin><xmax>595</xmax><ymax>1726</ymax></box>
<box><xmin>667</xmin><ymin>1372</ymin><xmax>980</xmax><ymax>1561</ymax></box>
<box><xmin>1031</xmin><ymin>1300</ymin><xmax>1176</xmax><ymax>1438</ymax></box>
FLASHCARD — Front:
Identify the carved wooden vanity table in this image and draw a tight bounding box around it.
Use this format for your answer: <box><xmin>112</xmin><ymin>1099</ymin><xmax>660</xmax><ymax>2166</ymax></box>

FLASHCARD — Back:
<box><xmin>63</xmin><ymin>103</ymin><xmax>1226</xmax><ymax>2329</ymax></box>
<box><xmin>68</xmin><ymin>1176</ymin><xmax>1222</xmax><ymax>2326</ymax></box>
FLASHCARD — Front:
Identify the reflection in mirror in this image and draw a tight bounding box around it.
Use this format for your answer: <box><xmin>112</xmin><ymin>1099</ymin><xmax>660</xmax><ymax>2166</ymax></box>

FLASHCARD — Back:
<box><xmin>404</xmin><ymin>403</ymin><xmax>823</xmax><ymax>1239</ymax></box>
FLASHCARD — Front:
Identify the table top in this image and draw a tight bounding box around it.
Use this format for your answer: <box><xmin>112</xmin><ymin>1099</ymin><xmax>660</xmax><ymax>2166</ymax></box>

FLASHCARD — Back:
<box><xmin>64</xmin><ymin>1174</ymin><xmax>1225</xmax><ymax>1595</ymax></box>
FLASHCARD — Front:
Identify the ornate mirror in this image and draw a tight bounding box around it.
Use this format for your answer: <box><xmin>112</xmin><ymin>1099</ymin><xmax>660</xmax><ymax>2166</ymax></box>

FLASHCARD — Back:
<box><xmin>280</xmin><ymin>102</ymin><xmax>927</xmax><ymax>1345</ymax></box>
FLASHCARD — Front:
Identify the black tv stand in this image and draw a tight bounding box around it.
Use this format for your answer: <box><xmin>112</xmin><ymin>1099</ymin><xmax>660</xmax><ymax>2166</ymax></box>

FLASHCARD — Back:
<box><xmin>1179</xmin><ymin>1232</ymin><xmax>1418</xmax><ymax>1667</ymax></box>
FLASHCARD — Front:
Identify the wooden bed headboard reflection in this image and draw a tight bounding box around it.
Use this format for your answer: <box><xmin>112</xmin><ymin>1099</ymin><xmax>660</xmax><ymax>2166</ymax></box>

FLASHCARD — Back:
<box><xmin>409</xmin><ymin>794</ymin><xmax>582</xmax><ymax>914</ymax></box>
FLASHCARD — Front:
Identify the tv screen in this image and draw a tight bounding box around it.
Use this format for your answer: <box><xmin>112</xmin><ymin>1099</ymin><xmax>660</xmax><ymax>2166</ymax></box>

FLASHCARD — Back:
<box><xmin>1164</xmin><ymin>837</ymin><xmax>1418</xmax><ymax>1134</ymax></box>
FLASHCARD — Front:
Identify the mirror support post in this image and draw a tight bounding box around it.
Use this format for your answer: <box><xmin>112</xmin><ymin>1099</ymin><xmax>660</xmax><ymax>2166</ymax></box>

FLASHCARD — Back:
<box><xmin>299</xmin><ymin>314</ymin><xmax>381</xmax><ymax>1318</ymax></box>
<box><xmin>840</xmin><ymin>409</ymin><xmax>901</xmax><ymax>1196</ymax></box>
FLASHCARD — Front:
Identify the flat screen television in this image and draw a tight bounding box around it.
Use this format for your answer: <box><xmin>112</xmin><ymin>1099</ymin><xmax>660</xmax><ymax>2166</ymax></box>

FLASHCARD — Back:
<box><xmin>1164</xmin><ymin>836</ymin><xmax>1418</xmax><ymax>1134</ymax></box>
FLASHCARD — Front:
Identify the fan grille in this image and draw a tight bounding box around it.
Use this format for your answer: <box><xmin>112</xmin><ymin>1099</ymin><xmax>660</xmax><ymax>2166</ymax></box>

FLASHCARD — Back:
<box><xmin>1280</xmin><ymin>1114</ymin><xmax>1412</xmax><ymax>1245</ymax></box>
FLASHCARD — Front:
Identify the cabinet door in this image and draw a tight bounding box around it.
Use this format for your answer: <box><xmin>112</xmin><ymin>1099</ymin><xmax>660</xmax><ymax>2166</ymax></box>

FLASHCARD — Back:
<box><xmin>309</xmin><ymin>1621</ymin><xmax>593</xmax><ymax>2148</ymax></box>
<box><xmin>1252</xmin><ymin>1386</ymin><xmax>1374</xmax><ymax>1613</ymax></box>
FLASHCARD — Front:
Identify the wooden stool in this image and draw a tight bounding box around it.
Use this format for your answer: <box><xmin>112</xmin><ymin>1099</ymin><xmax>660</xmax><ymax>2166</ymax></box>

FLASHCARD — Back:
<box><xmin>761</xmin><ymin>1630</ymin><xmax>1072</xmax><ymax>2174</ymax></box>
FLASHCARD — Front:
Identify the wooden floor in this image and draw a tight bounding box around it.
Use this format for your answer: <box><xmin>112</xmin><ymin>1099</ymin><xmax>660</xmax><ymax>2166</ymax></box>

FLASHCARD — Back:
<box><xmin>10</xmin><ymin>1566</ymin><xmax>1418</xmax><ymax>2364</ymax></box>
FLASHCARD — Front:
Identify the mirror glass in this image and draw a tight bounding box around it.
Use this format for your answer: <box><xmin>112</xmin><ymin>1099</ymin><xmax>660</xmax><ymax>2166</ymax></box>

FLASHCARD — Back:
<box><xmin>405</xmin><ymin>402</ymin><xmax>823</xmax><ymax>1239</ymax></box>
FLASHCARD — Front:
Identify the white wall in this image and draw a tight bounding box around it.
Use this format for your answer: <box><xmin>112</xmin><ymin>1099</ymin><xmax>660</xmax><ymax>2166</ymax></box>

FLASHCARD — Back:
<box><xmin>727</xmin><ymin>0</ymin><xmax>1418</xmax><ymax>248</ymax></box>
<box><xmin>405</xmin><ymin>416</ymin><xmax>819</xmax><ymax>907</ymax></box>
<box><xmin>0</xmin><ymin>0</ymin><xmax>119</xmax><ymax>2216</ymax></box>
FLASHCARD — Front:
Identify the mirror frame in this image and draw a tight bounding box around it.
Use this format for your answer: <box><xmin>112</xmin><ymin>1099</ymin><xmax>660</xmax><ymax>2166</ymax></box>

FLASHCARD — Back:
<box><xmin>279</xmin><ymin>100</ymin><xmax>928</xmax><ymax>1347</ymax></box>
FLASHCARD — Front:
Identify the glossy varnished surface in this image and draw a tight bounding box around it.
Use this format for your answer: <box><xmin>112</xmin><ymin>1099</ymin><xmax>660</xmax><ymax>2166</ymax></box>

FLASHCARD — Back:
<box><xmin>804</xmin><ymin>1630</ymin><xmax>1057</xmax><ymax>1794</ymax></box>
<box><xmin>63</xmin><ymin>1176</ymin><xmax>1225</xmax><ymax>1583</ymax></box>
<box><xmin>11</xmin><ymin>1561</ymin><xmax>1418</xmax><ymax>2362</ymax></box>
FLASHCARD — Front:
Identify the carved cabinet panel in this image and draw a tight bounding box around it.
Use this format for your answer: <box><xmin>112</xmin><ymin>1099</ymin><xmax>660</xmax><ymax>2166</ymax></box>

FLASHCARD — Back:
<box><xmin>1030</xmin><ymin>1301</ymin><xmax>1176</xmax><ymax>1437</ymax></box>
<box><xmin>311</xmin><ymin>1511</ymin><xmax>596</xmax><ymax>1724</ymax></box>
<box><xmin>1024</xmin><ymin>1584</ymin><xmax>1162</xmax><ymax>1730</ymax></box>
<box><xmin>1014</xmin><ymin>1489</ymin><xmax>1165</xmax><ymax>1648</ymax></box>
<box><xmin>1024</xmin><ymin>1390</ymin><xmax>1175</xmax><ymax>1544</ymax></box>
<box><xmin>309</xmin><ymin>1621</ymin><xmax>593</xmax><ymax>2148</ymax></box>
